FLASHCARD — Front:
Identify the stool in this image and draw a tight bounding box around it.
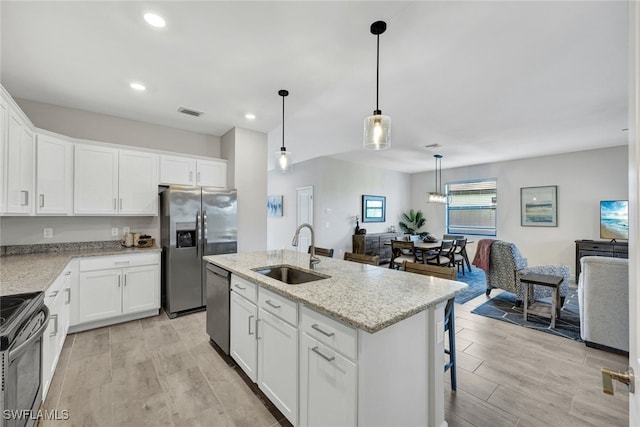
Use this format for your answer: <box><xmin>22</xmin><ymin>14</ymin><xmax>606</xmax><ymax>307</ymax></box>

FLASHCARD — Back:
<box><xmin>520</xmin><ymin>273</ymin><xmax>563</xmax><ymax>328</ymax></box>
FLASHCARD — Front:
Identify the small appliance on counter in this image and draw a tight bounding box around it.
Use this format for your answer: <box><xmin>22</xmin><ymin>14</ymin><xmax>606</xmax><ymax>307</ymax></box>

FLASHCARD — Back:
<box><xmin>121</xmin><ymin>232</ymin><xmax>155</xmax><ymax>248</ymax></box>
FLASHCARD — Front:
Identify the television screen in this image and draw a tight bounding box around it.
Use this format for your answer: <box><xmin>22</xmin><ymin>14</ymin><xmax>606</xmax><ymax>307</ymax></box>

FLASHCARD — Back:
<box><xmin>600</xmin><ymin>200</ymin><xmax>629</xmax><ymax>240</ymax></box>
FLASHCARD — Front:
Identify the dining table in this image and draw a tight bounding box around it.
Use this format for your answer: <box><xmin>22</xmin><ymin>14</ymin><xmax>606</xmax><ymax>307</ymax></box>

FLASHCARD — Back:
<box><xmin>385</xmin><ymin>239</ymin><xmax>473</xmax><ymax>270</ymax></box>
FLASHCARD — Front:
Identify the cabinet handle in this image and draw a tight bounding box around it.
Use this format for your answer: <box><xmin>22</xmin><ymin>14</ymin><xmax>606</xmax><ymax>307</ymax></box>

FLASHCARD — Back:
<box><xmin>114</xmin><ymin>261</ymin><xmax>130</xmax><ymax>265</ymax></box>
<box><xmin>234</xmin><ymin>284</ymin><xmax>246</xmax><ymax>290</ymax></box>
<box><xmin>49</xmin><ymin>290</ymin><xmax>59</xmax><ymax>298</ymax></box>
<box><xmin>113</xmin><ymin>198</ymin><xmax>117</xmax><ymax>210</ymax></box>
<box><xmin>197</xmin><ymin>171</ymin><xmax>201</xmax><ymax>183</ymax></box>
<box><xmin>256</xmin><ymin>318</ymin><xmax>261</xmax><ymax>340</ymax></box>
<box><xmin>124</xmin><ymin>274</ymin><xmax>127</xmax><ymax>286</ymax></box>
<box><xmin>65</xmin><ymin>288</ymin><xmax>71</xmax><ymax>304</ymax></box>
<box><xmin>118</xmin><ymin>275</ymin><xmax>121</xmax><ymax>287</ymax></box>
<box><xmin>265</xmin><ymin>300</ymin><xmax>281</xmax><ymax>309</ymax></box>
<box><xmin>64</xmin><ymin>271</ymin><xmax>71</xmax><ymax>276</ymax></box>
<box><xmin>21</xmin><ymin>190</ymin><xmax>28</xmax><ymax>206</ymax></box>
<box><xmin>40</xmin><ymin>194</ymin><xmax>45</xmax><ymax>208</ymax></box>
<box><xmin>119</xmin><ymin>198</ymin><xmax>123</xmax><ymax>210</ymax></box>
<box><xmin>311</xmin><ymin>324</ymin><xmax>335</xmax><ymax>337</ymax></box>
<box><xmin>311</xmin><ymin>346</ymin><xmax>335</xmax><ymax>363</ymax></box>
<box><xmin>189</xmin><ymin>171</ymin><xmax>193</xmax><ymax>182</ymax></box>
<box><xmin>248</xmin><ymin>315</ymin><xmax>254</xmax><ymax>335</ymax></box>
<box><xmin>50</xmin><ymin>314</ymin><xmax>59</xmax><ymax>337</ymax></box>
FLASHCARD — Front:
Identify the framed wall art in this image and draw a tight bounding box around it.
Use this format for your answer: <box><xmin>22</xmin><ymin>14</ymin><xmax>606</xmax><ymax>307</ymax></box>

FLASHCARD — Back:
<box><xmin>520</xmin><ymin>186</ymin><xmax>557</xmax><ymax>227</ymax></box>
<box><xmin>362</xmin><ymin>195</ymin><xmax>386</xmax><ymax>223</ymax></box>
<box><xmin>267</xmin><ymin>195</ymin><xmax>283</xmax><ymax>217</ymax></box>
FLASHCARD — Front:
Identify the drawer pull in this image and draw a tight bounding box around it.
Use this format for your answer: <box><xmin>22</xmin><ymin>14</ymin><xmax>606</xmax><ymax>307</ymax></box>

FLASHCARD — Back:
<box><xmin>311</xmin><ymin>323</ymin><xmax>335</xmax><ymax>337</ymax></box>
<box><xmin>114</xmin><ymin>261</ymin><xmax>130</xmax><ymax>265</ymax></box>
<box><xmin>312</xmin><ymin>346</ymin><xmax>335</xmax><ymax>363</ymax></box>
<box><xmin>65</xmin><ymin>288</ymin><xmax>71</xmax><ymax>304</ymax></box>
<box><xmin>234</xmin><ymin>284</ymin><xmax>246</xmax><ymax>290</ymax></box>
<box><xmin>49</xmin><ymin>290</ymin><xmax>59</xmax><ymax>298</ymax></box>
<box><xmin>265</xmin><ymin>300</ymin><xmax>281</xmax><ymax>309</ymax></box>
<box><xmin>248</xmin><ymin>315</ymin><xmax>254</xmax><ymax>335</ymax></box>
<box><xmin>50</xmin><ymin>314</ymin><xmax>59</xmax><ymax>337</ymax></box>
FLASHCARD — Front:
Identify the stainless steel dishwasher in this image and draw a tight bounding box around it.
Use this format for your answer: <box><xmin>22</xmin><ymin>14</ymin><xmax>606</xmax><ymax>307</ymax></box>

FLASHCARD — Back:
<box><xmin>206</xmin><ymin>263</ymin><xmax>231</xmax><ymax>354</ymax></box>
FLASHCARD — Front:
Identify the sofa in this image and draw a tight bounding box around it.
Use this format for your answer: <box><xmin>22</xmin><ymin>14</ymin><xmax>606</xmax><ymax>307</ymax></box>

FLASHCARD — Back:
<box><xmin>578</xmin><ymin>256</ymin><xmax>629</xmax><ymax>353</ymax></box>
<box><xmin>484</xmin><ymin>240</ymin><xmax>571</xmax><ymax>306</ymax></box>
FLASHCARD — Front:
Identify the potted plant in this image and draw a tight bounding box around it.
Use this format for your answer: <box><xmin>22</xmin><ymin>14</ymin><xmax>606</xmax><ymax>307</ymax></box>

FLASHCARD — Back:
<box><xmin>399</xmin><ymin>209</ymin><xmax>428</xmax><ymax>241</ymax></box>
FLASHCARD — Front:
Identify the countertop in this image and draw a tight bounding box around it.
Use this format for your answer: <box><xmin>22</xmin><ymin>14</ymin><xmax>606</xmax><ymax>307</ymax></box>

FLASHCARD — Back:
<box><xmin>204</xmin><ymin>250</ymin><xmax>467</xmax><ymax>334</ymax></box>
<box><xmin>0</xmin><ymin>246</ymin><xmax>161</xmax><ymax>296</ymax></box>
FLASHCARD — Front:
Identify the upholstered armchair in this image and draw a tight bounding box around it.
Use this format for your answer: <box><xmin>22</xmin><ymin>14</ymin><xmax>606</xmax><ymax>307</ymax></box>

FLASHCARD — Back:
<box><xmin>485</xmin><ymin>240</ymin><xmax>571</xmax><ymax>306</ymax></box>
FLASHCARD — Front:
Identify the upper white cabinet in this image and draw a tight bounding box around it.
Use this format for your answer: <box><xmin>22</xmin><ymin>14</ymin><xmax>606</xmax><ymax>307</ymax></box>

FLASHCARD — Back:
<box><xmin>74</xmin><ymin>144</ymin><xmax>158</xmax><ymax>215</ymax></box>
<box><xmin>36</xmin><ymin>134</ymin><xmax>73</xmax><ymax>215</ymax></box>
<box><xmin>160</xmin><ymin>154</ymin><xmax>227</xmax><ymax>188</ymax></box>
<box><xmin>0</xmin><ymin>97</ymin><xmax>7</xmax><ymax>213</ymax></box>
<box><xmin>5</xmin><ymin>107</ymin><xmax>35</xmax><ymax>214</ymax></box>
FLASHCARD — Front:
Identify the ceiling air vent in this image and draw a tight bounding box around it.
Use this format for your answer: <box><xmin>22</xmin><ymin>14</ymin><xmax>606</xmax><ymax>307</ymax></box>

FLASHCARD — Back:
<box><xmin>424</xmin><ymin>143</ymin><xmax>441</xmax><ymax>149</ymax></box>
<box><xmin>178</xmin><ymin>107</ymin><xmax>203</xmax><ymax>117</ymax></box>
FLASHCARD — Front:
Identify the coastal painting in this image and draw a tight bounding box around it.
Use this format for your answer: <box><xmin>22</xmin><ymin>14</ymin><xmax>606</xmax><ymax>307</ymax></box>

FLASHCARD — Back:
<box><xmin>520</xmin><ymin>186</ymin><xmax>557</xmax><ymax>227</ymax></box>
<box><xmin>600</xmin><ymin>200</ymin><xmax>628</xmax><ymax>240</ymax></box>
<box><xmin>267</xmin><ymin>195</ymin><xmax>283</xmax><ymax>217</ymax></box>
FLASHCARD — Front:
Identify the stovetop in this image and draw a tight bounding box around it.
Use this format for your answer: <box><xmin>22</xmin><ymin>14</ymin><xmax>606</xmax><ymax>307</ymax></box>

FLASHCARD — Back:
<box><xmin>0</xmin><ymin>291</ymin><xmax>45</xmax><ymax>351</ymax></box>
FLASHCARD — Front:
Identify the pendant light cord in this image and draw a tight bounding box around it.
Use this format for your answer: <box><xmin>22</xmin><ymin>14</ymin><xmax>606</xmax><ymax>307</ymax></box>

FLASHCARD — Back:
<box><xmin>282</xmin><ymin>93</ymin><xmax>285</xmax><ymax>150</ymax></box>
<box><xmin>376</xmin><ymin>34</ymin><xmax>380</xmax><ymax>112</ymax></box>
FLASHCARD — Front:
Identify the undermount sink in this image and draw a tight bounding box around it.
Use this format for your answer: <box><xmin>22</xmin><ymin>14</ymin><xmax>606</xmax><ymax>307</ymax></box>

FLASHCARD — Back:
<box><xmin>252</xmin><ymin>265</ymin><xmax>330</xmax><ymax>285</ymax></box>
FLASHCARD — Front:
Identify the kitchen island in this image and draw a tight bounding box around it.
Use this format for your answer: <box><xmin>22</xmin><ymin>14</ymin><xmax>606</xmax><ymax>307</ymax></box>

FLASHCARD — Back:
<box><xmin>204</xmin><ymin>250</ymin><xmax>467</xmax><ymax>427</ymax></box>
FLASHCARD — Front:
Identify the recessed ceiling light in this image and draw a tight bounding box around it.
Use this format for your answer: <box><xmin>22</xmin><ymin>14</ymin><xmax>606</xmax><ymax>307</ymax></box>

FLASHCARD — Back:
<box><xmin>144</xmin><ymin>12</ymin><xmax>166</xmax><ymax>28</ymax></box>
<box><xmin>245</xmin><ymin>113</ymin><xmax>256</xmax><ymax>120</ymax></box>
<box><xmin>130</xmin><ymin>82</ymin><xmax>146</xmax><ymax>91</ymax></box>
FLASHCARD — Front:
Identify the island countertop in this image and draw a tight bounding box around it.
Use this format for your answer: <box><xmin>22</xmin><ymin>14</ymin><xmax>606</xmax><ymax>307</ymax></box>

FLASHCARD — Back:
<box><xmin>204</xmin><ymin>250</ymin><xmax>467</xmax><ymax>333</ymax></box>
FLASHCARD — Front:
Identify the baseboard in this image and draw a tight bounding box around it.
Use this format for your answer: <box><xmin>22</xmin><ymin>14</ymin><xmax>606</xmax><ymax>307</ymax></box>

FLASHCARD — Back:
<box><xmin>584</xmin><ymin>340</ymin><xmax>629</xmax><ymax>356</ymax></box>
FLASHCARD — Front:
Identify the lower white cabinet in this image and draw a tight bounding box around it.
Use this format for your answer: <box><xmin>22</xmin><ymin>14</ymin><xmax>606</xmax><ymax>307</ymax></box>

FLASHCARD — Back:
<box><xmin>299</xmin><ymin>333</ymin><xmax>357</xmax><ymax>427</ymax></box>
<box><xmin>230</xmin><ymin>291</ymin><xmax>258</xmax><ymax>381</ymax></box>
<box><xmin>76</xmin><ymin>253</ymin><xmax>159</xmax><ymax>326</ymax></box>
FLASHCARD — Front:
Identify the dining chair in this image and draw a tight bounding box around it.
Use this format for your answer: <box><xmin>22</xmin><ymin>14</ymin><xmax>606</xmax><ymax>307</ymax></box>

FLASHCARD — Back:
<box><xmin>309</xmin><ymin>246</ymin><xmax>334</xmax><ymax>258</ymax></box>
<box><xmin>343</xmin><ymin>252</ymin><xmax>379</xmax><ymax>266</ymax></box>
<box><xmin>389</xmin><ymin>240</ymin><xmax>420</xmax><ymax>269</ymax></box>
<box><xmin>452</xmin><ymin>238</ymin><xmax>467</xmax><ymax>275</ymax></box>
<box><xmin>401</xmin><ymin>261</ymin><xmax>457</xmax><ymax>390</ymax></box>
<box><xmin>426</xmin><ymin>239</ymin><xmax>455</xmax><ymax>267</ymax></box>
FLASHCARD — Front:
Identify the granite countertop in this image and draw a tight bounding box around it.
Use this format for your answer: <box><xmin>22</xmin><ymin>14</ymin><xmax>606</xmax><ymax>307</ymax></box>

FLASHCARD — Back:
<box><xmin>0</xmin><ymin>246</ymin><xmax>161</xmax><ymax>296</ymax></box>
<box><xmin>204</xmin><ymin>250</ymin><xmax>467</xmax><ymax>334</ymax></box>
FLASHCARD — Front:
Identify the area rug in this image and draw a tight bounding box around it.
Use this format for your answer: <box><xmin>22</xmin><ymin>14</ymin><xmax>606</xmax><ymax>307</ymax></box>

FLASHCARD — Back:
<box><xmin>453</xmin><ymin>267</ymin><xmax>487</xmax><ymax>304</ymax></box>
<box><xmin>471</xmin><ymin>288</ymin><xmax>582</xmax><ymax>341</ymax></box>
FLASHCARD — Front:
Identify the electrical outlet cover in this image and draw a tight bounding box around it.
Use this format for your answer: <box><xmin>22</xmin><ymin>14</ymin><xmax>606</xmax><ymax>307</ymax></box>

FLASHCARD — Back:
<box><xmin>123</xmin><ymin>226</ymin><xmax>130</xmax><ymax>234</ymax></box>
<box><xmin>111</xmin><ymin>228</ymin><xmax>119</xmax><ymax>236</ymax></box>
<box><xmin>43</xmin><ymin>228</ymin><xmax>53</xmax><ymax>238</ymax></box>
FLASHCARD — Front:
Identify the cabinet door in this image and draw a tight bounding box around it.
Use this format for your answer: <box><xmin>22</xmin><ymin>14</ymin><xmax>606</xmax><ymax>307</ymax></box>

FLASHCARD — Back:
<box><xmin>0</xmin><ymin>98</ymin><xmax>7</xmax><ymax>213</ymax></box>
<box><xmin>230</xmin><ymin>292</ymin><xmax>258</xmax><ymax>382</ymax></box>
<box><xmin>6</xmin><ymin>109</ymin><xmax>34</xmax><ymax>214</ymax></box>
<box><xmin>122</xmin><ymin>264</ymin><xmax>159</xmax><ymax>314</ymax></box>
<box><xmin>78</xmin><ymin>269</ymin><xmax>122</xmax><ymax>323</ymax></box>
<box><xmin>159</xmin><ymin>154</ymin><xmax>195</xmax><ymax>185</ymax></box>
<box><xmin>257</xmin><ymin>308</ymin><xmax>298</xmax><ymax>425</ymax></box>
<box><xmin>118</xmin><ymin>150</ymin><xmax>158</xmax><ymax>215</ymax></box>
<box><xmin>74</xmin><ymin>144</ymin><xmax>118</xmax><ymax>214</ymax></box>
<box><xmin>299</xmin><ymin>334</ymin><xmax>357</xmax><ymax>427</ymax></box>
<box><xmin>196</xmin><ymin>159</ymin><xmax>226</xmax><ymax>188</ymax></box>
<box><xmin>36</xmin><ymin>134</ymin><xmax>73</xmax><ymax>214</ymax></box>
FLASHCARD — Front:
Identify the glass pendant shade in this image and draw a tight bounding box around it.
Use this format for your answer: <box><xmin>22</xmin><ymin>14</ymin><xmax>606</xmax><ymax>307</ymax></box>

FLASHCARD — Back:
<box><xmin>275</xmin><ymin>147</ymin><xmax>292</xmax><ymax>173</ymax></box>
<box><xmin>363</xmin><ymin>113</ymin><xmax>391</xmax><ymax>150</ymax></box>
<box><xmin>427</xmin><ymin>154</ymin><xmax>448</xmax><ymax>203</ymax></box>
<box><xmin>427</xmin><ymin>192</ymin><xmax>448</xmax><ymax>204</ymax></box>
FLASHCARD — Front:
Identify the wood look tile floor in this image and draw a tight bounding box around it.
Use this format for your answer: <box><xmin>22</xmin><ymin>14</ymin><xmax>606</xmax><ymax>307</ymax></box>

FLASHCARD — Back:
<box><xmin>42</xmin><ymin>289</ymin><xmax>629</xmax><ymax>427</ymax></box>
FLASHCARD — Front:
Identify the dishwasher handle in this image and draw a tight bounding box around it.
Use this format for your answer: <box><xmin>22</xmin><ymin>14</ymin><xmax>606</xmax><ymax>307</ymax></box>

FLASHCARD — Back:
<box><xmin>206</xmin><ymin>263</ymin><xmax>230</xmax><ymax>280</ymax></box>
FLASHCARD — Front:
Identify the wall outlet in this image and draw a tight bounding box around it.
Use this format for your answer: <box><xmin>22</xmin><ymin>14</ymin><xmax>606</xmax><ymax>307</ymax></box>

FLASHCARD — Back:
<box><xmin>123</xmin><ymin>226</ymin><xmax>130</xmax><ymax>234</ymax></box>
<box><xmin>43</xmin><ymin>228</ymin><xmax>53</xmax><ymax>239</ymax></box>
<box><xmin>111</xmin><ymin>227</ymin><xmax>119</xmax><ymax>236</ymax></box>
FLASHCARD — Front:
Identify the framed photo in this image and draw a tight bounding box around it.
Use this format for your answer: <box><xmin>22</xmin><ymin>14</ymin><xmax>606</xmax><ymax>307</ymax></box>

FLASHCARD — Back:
<box><xmin>520</xmin><ymin>186</ymin><xmax>557</xmax><ymax>227</ymax></box>
<box><xmin>267</xmin><ymin>195</ymin><xmax>283</xmax><ymax>217</ymax></box>
<box><xmin>362</xmin><ymin>195</ymin><xmax>386</xmax><ymax>223</ymax></box>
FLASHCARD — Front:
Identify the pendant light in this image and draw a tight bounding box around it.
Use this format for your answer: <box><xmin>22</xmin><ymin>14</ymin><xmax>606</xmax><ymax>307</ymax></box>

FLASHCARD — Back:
<box><xmin>363</xmin><ymin>20</ymin><xmax>391</xmax><ymax>150</ymax></box>
<box><xmin>275</xmin><ymin>89</ymin><xmax>292</xmax><ymax>173</ymax></box>
<box><xmin>427</xmin><ymin>154</ymin><xmax>448</xmax><ymax>203</ymax></box>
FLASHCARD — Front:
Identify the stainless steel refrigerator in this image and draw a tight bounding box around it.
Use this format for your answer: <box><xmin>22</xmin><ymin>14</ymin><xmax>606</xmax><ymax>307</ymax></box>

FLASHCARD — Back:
<box><xmin>160</xmin><ymin>186</ymin><xmax>237</xmax><ymax>318</ymax></box>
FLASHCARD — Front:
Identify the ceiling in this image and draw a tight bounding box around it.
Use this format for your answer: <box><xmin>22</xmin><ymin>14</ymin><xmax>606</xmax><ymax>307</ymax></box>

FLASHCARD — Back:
<box><xmin>0</xmin><ymin>1</ymin><xmax>629</xmax><ymax>173</ymax></box>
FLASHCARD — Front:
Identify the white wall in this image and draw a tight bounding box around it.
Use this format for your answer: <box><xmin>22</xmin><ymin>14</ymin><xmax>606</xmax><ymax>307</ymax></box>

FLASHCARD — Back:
<box><xmin>411</xmin><ymin>146</ymin><xmax>628</xmax><ymax>276</ymax></box>
<box><xmin>268</xmin><ymin>157</ymin><xmax>411</xmax><ymax>258</ymax></box>
<box><xmin>15</xmin><ymin>98</ymin><xmax>221</xmax><ymax>157</ymax></box>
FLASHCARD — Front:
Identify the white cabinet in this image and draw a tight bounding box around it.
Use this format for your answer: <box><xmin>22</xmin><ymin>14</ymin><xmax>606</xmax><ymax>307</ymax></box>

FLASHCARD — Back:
<box><xmin>257</xmin><ymin>287</ymin><xmax>298</xmax><ymax>426</ymax></box>
<box><xmin>159</xmin><ymin>154</ymin><xmax>227</xmax><ymax>188</ymax></box>
<box><xmin>5</xmin><ymin>108</ymin><xmax>34</xmax><ymax>214</ymax></box>
<box><xmin>77</xmin><ymin>253</ymin><xmax>160</xmax><ymax>325</ymax></box>
<box><xmin>230</xmin><ymin>290</ymin><xmax>258</xmax><ymax>381</ymax></box>
<box><xmin>42</xmin><ymin>266</ymin><xmax>72</xmax><ymax>400</ymax></box>
<box><xmin>36</xmin><ymin>134</ymin><xmax>73</xmax><ymax>215</ymax></box>
<box><xmin>299</xmin><ymin>307</ymin><xmax>358</xmax><ymax>427</ymax></box>
<box><xmin>74</xmin><ymin>145</ymin><xmax>158</xmax><ymax>215</ymax></box>
<box><xmin>0</xmin><ymin>97</ymin><xmax>7</xmax><ymax>213</ymax></box>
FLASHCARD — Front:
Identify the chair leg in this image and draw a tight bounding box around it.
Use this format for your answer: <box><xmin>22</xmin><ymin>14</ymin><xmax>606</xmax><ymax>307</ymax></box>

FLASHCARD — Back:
<box><xmin>444</xmin><ymin>301</ymin><xmax>457</xmax><ymax>391</ymax></box>
<box><xmin>486</xmin><ymin>288</ymin><xmax>492</xmax><ymax>296</ymax></box>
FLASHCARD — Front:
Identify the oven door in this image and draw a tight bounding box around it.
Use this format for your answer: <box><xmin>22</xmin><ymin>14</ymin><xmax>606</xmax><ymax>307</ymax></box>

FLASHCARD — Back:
<box><xmin>2</xmin><ymin>306</ymin><xmax>49</xmax><ymax>427</ymax></box>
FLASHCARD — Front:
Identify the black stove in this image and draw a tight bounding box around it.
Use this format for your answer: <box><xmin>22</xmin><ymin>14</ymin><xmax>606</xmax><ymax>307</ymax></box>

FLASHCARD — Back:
<box><xmin>0</xmin><ymin>291</ymin><xmax>45</xmax><ymax>351</ymax></box>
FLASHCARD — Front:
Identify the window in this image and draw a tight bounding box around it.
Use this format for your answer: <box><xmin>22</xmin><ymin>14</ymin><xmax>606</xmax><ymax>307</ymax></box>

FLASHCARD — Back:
<box><xmin>446</xmin><ymin>179</ymin><xmax>497</xmax><ymax>236</ymax></box>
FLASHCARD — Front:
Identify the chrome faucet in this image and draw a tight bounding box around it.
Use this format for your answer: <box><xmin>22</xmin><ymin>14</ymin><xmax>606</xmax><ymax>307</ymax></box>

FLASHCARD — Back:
<box><xmin>292</xmin><ymin>223</ymin><xmax>320</xmax><ymax>269</ymax></box>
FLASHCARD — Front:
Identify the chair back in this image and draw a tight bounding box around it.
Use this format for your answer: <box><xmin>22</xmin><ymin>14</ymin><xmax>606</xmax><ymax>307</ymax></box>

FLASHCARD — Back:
<box><xmin>453</xmin><ymin>238</ymin><xmax>466</xmax><ymax>254</ymax></box>
<box><xmin>443</xmin><ymin>234</ymin><xmax>464</xmax><ymax>240</ymax></box>
<box><xmin>344</xmin><ymin>252</ymin><xmax>379</xmax><ymax>266</ymax></box>
<box><xmin>402</xmin><ymin>261</ymin><xmax>457</xmax><ymax>280</ymax></box>
<box><xmin>438</xmin><ymin>239</ymin><xmax>456</xmax><ymax>257</ymax></box>
<box><xmin>390</xmin><ymin>240</ymin><xmax>419</xmax><ymax>266</ymax></box>
<box><xmin>309</xmin><ymin>246</ymin><xmax>334</xmax><ymax>258</ymax></box>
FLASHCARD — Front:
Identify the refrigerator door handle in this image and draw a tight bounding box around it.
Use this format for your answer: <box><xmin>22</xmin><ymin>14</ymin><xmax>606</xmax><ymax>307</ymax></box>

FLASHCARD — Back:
<box><xmin>196</xmin><ymin>210</ymin><xmax>201</xmax><ymax>259</ymax></box>
<box><xmin>203</xmin><ymin>210</ymin><xmax>208</xmax><ymax>254</ymax></box>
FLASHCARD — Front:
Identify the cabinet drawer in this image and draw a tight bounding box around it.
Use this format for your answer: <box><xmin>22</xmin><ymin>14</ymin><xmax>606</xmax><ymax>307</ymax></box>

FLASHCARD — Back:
<box><xmin>79</xmin><ymin>253</ymin><xmax>159</xmax><ymax>271</ymax></box>
<box><xmin>578</xmin><ymin>243</ymin><xmax>613</xmax><ymax>252</ymax></box>
<box><xmin>258</xmin><ymin>287</ymin><xmax>298</xmax><ymax>326</ymax></box>
<box><xmin>301</xmin><ymin>305</ymin><xmax>357</xmax><ymax>360</ymax></box>
<box><xmin>231</xmin><ymin>275</ymin><xmax>257</xmax><ymax>303</ymax></box>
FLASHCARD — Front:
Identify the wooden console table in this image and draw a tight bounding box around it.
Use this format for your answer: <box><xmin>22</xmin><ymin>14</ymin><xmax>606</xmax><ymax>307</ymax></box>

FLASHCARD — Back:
<box><xmin>352</xmin><ymin>232</ymin><xmax>403</xmax><ymax>264</ymax></box>
<box><xmin>575</xmin><ymin>240</ymin><xmax>628</xmax><ymax>280</ymax></box>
